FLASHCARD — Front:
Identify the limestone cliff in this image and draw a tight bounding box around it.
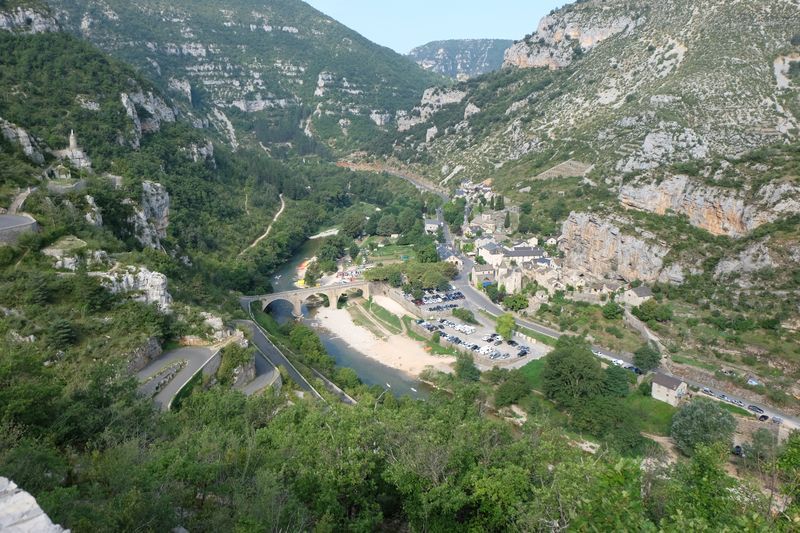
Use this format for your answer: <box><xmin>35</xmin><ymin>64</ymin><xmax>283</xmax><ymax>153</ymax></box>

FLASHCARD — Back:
<box><xmin>0</xmin><ymin>117</ymin><xmax>44</xmax><ymax>164</ymax></box>
<box><xmin>397</xmin><ymin>87</ymin><xmax>467</xmax><ymax>132</ymax></box>
<box><xmin>120</xmin><ymin>91</ymin><xmax>177</xmax><ymax>149</ymax></box>
<box><xmin>0</xmin><ymin>477</ymin><xmax>67</xmax><ymax>532</ymax></box>
<box><xmin>98</xmin><ymin>266</ymin><xmax>173</xmax><ymax>311</ymax></box>
<box><xmin>0</xmin><ymin>6</ymin><xmax>59</xmax><ymax>34</ymax></box>
<box><xmin>504</xmin><ymin>5</ymin><xmax>639</xmax><ymax>69</ymax></box>
<box><xmin>409</xmin><ymin>39</ymin><xmax>513</xmax><ymax>80</ymax></box>
<box><xmin>619</xmin><ymin>175</ymin><xmax>800</xmax><ymax>237</ymax></box>
<box><xmin>129</xmin><ymin>181</ymin><xmax>170</xmax><ymax>250</ymax></box>
<box><xmin>559</xmin><ymin>212</ymin><xmax>684</xmax><ymax>284</ymax></box>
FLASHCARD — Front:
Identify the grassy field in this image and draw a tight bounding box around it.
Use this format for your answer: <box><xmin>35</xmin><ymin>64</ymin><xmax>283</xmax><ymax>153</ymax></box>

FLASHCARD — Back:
<box><xmin>348</xmin><ymin>306</ymin><xmax>388</xmax><ymax>339</ymax></box>
<box><xmin>718</xmin><ymin>402</ymin><xmax>753</xmax><ymax>417</ymax></box>
<box><xmin>366</xmin><ymin>300</ymin><xmax>403</xmax><ymax>333</ymax></box>
<box><xmin>622</xmin><ymin>392</ymin><xmax>676</xmax><ymax>435</ymax></box>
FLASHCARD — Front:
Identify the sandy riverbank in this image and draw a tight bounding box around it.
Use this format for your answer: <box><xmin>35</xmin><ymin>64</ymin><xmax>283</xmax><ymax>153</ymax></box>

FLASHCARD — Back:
<box><xmin>313</xmin><ymin>296</ymin><xmax>454</xmax><ymax>377</ymax></box>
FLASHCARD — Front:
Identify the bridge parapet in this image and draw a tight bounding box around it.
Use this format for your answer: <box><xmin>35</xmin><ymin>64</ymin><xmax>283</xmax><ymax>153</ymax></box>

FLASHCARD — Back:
<box><xmin>255</xmin><ymin>282</ymin><xmax>371</xmax><ymax>317</ymax></box>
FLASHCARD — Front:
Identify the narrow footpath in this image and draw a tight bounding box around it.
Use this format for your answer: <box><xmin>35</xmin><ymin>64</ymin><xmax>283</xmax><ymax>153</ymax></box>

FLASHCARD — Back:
<box><xmin>239</xmin><ymin>193</ymin><xmax>285</xmax><ymax>257</ymax></box>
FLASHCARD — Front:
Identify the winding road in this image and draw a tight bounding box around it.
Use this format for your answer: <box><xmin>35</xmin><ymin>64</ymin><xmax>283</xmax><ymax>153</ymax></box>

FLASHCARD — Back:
<box><xmin>239</xmin><ymin>193</ymin><xmax>285</xmax><ymax>257</ymax></box>
<box><xmin>137</xmin><ymin>346</ymin><xmax>217</xmax><ymax>411</ymax></box>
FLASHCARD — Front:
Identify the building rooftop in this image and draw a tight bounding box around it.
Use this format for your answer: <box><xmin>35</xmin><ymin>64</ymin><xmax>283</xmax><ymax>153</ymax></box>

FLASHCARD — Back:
<box><xmin>652</xmin><ymin>373</ymin><xmax>684</xmax><ymax>391</ymax></box>
<box><xmin>473</xmin><ymin>263</ymin><xmax>495</xmax><ymax>272</ymax></box>
<box><xmin>630</xmin><ymin>285</ymin><xmax>654</xmax><ymax>298</ymax></box>
<box><xmin>504</xmin><ymin>247</ymin><xmax>545</xmax><ymax>258</ymax></box>
<box><xmin>424</xmin><ymin>218</ymin><xmax>441</xmax><ymax>226</ymax></box>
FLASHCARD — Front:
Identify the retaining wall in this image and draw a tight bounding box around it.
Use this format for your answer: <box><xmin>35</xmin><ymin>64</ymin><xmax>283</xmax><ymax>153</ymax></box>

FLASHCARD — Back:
<box><xmin>0</xmin><ymin>215</ymin><xmax>38</xmax><ymax>244</ymax></box>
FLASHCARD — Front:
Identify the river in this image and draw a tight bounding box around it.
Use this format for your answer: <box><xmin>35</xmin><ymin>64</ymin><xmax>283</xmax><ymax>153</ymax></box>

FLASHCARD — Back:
<box><xmin>268</xmin><ymin>238</ymin><xmax>428</xmax><ymax>398</ymax></box>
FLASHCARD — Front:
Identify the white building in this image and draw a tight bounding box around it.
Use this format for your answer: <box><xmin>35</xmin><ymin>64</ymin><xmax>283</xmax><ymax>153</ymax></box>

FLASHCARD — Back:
<box><xmin>651</xmin><ymin>374</ymin><xmax>687</xmax><ymax>407</ymax></box>
<box><xmin>424</xmin><ymin>218</ymin><xmax>442</xmax><ymax>235</ymax></box>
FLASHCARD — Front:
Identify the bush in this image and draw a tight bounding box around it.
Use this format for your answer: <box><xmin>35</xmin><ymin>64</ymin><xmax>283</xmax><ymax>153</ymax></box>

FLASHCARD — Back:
<box><xmin>601</xmin><ymin>301</ymin><xmax>623</xmax><ymax>320</ymax></box>
<box><xmin>452</xmin><ymin>308</ymin><xmax>478</xmax><ymax>325</ymax></box>
<box><xmin>670</xmin><ymin>398</ymin><xmax>736</xmax><ymax>456</ymax></box>
<box><xmin>494</xmin><ymin>371</ymin><xmax>531</xmax><ymax>407</ymax></box>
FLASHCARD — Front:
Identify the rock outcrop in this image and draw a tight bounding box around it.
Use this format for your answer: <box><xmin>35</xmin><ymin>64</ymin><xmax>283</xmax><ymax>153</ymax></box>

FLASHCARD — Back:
<box><xmin>0</xmin><ymin>7</ymin><xmax>59</xmax><ymax>34</ymax></box>
<box><xmin>397</xmin><ymin>88</ymin><xmax>467</xmax><ymax>132</ymax></box>
<box><xmin>504</xmin><ymin>9</ymin><xmax>639</xmax><ymax>70</ymax></box>
<box><xmin>120</xmin><ymin>91</ymin><xmax>177</xmax><ymax>148</ymax></box>
<box><xmin>0</xmin><ymin>117</ymin><xmax>44</xmax><ymax>164</ymax></box>
<box><xmin>619</xmin><ymin>175</ymin><xmax>800</xmax><ymax>237</ymax></box>
<box><xmin>0</xmin><ymin>477</ymin><xmax>67</xmax><ymax>532</ymax></box>
<box><xmin>127</xmin><ymin>336</ymin><xmax>163</xmax><ymax>373</ymax></box>
<box><xmin>98</xmin><ymin>266</ymin><xmax>173</xmax><ymax>311</ymax></box>
<box><xmin>559</xmin><ymin>212</ymin><xmax>683</xmax><ymax>284</ymax></box>
<box><xmin>616</xmin><ymin>123</ymin><xmax>708</xmax><ymax>173</ymax></box>
<box><xmin>129</xmin><ymin>181</ymin><xmax>170</xmax><ymax>250</ymax></box>
<box><xmin>232</xmin><ymin>355</ymin><xmax>257</xmax><ymax>389</ymax></box>
<box><xmin>409</xmin><ymin>39</ymin><xmax>513</xmax><ymax>80</ymax></box>
<box><xmin>714</xmin><ymin>240</ymin><xmax>776</xmax><ymax>287</ymax></box>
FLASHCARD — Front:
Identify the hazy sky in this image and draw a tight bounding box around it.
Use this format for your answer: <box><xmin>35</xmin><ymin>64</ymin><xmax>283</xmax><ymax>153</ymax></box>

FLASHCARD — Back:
<box><xmin>304</xmin><ymin>0</ymin><xmax>568</xmax><ymax>54</ymax></box>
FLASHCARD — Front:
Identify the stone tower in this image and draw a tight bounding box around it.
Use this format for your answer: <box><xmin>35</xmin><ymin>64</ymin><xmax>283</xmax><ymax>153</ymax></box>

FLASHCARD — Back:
<box><xmin>69</xmin><ymin>129</ymin><xmax>77</xmax><ymax>150</ymax></box>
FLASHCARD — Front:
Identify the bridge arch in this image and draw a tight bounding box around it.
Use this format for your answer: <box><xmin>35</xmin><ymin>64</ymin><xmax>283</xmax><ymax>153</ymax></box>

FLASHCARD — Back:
<box><xmin>256</xmin><ymin>282</ymin><xmax>372</xmax><ymax>320</ymax></box>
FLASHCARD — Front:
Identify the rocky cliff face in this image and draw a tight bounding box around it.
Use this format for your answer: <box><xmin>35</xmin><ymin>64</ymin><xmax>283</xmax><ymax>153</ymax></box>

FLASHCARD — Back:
<box><xmin>559</xmin><ymin>212</ymin><xmax>684</xmax><ymax>284</ymax></box>
<box><xmin>48</xmin><ymin>0</ymin><xmax>440</xmax><ymax>149</ymax></box>
<box><xmin>0</xmin><ymin>477</ymin><xmax>67</xmax><ymax>532</ymax></box>
<box><xmin>129</xmin><ymin>181</ymin><xmax>170</xmax><ymax>250</ymax></box>
<box><xmin>99</xmin><ymin>265</ymin><xmax>173</xmax><ymax>311</ymax></box>
<box><xmin>619</xmin><ymin>175</ymin><xmax>800</xmax><ymax>237</ymax></box>
<box><xmin>399</xmin><ymin>0</ymin><xmax>800</xmax><ymax>182</ymax></box>
<box><xmin>0</xmin><ymin>6</ymin><xmax>59</xmax><ymax>34</ymax></box>
<box><xmin>397</xmin><ymin>87</ymin><xmax>467</xmax><ymax>132</ymax></box>
<box><xmin>503</xmin><ymin>7</ymin><xmax>639</xmax><ymax>70</ymax></box>
<box><xmin>409</xmin><ymin>39</ymin><xmax>513</xmax><ymax>80</ymax></box>
<box><xmin>0</xmin><ymin>117</ymin><xmax>45</xmax><ymax>164</ymax></box>
<box><xmin>120</xmin><ymin>91</ymin><xmax>177</xmax><ymax>149</ymax></box>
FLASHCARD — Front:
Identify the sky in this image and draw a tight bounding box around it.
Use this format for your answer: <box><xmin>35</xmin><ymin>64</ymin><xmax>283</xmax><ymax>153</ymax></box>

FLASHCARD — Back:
<box><xmin>304</xmin><ymin>0</ymin><xmax>568</xmax><ymax>54</ymax></box>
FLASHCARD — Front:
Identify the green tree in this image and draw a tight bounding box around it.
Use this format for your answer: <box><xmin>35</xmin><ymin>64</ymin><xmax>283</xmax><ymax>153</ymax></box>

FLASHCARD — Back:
<box><xmin>633</xmin><ymin>299</ymin><xmax>673</xmax><ymax>323</ymax></box>
<box><xmin>503</xmin><ymin>211</ymin><xmax>511</xmax><ymax>229</ymax></box>
<box><xmin>416</xmin><ymin>242</ymin><xmax>439</xmax><ymax>263</ymax></box>
<box><xmin>48</xmin><ymin>319</ymin><xmax>76</xmax><ymax>348</ymax></box>
<box><xmin>495</xmin><ymin>196</ymin><xmax>505</xmax><ymax>210</ymax></box>
<box><xmin>670</xmin><ymin>398</ymin><xmax>736</xmax><ymax>456</ymax></box>
<box><xmin>496</xmin><ymin>313</ymin><xmax>516</xmax><ymax>340</ymax></box>
<box><xmin>340</xmin><ymin>212</ymin><xmax>365</xmax><ymax>238</ymax></box>
<box><xmin>503</xmin><ymin>293</ymin><xmax>528</xmax><ymax>312</ymax></box>
<box><xmin>603</xmin><ymin>365</ymin><xmax>631</xmax><ymax>397</ymax></box>
<box><xmin>494</xmin><ymin>370</ymin><xmax>530</xmax><ymax>407</ymax></box>
<box><xmin>455</xmin><ymin>352</ymin><xmax>480</xmax><ymax>381</ymax></box>
<box><xmin>633</xmin><ymin>344</ymin><xmax>661</xmax><ymax>371</ymax></box>
<box><xmin>601</xmin><ymin>301</ymin><xmax>623</xmax><ymax>320</ymax></box>
<box><xmin>542</xmin><ymin>337</ymin><xmax>604</xmax><ymax>407</ymax></box>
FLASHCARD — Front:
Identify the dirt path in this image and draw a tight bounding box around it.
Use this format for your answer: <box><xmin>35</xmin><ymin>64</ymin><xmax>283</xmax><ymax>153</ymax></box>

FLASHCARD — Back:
<box><xmin>239</xmin><ymin>193</ymin><xmax>285</xmax><ymax>257</ymax></box>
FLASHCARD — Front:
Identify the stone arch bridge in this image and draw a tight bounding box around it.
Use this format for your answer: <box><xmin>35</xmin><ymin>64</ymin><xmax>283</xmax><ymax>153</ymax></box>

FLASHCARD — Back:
<box><xmin>243</xmin><ymin>281</ymin><xmax>372</xmax><ymax>318</ymax></box>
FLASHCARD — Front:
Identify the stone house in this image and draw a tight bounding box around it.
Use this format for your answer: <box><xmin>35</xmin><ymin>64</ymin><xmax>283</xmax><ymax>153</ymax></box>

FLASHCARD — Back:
<box><xmin>503</xmin><ymin>246</ymin><xmax>546</xmax><ymax>264</ymax></box>
<box><xmin>496</xmin><ymin>266</ymin><xmax>524</xmax><ymax>294</ymax></box>
<box><xmin>442</xmin><ymin>251</ymin><xmax>463</xmax><ymax>270</ymax></box>
<box><xmin>424</xmin><ymin>218</ymin><xmax>442</xmax><ymax>235</ymax></box>
<box><xmin>479</xmin><ymin>242</ymin><xmax>505</xmax><ymax>267</ymax></box>
<box><xmin>620</xmin><ymin>285</ymin><xmax>654</xmax><ymax>307</ymax></box>
<box><xmin>472</xmin><ymin>263</ymin><xmax>496</xmax><ymax>287</ymax></box>
<box><xmin>651</xmin><ymin>374</ymin><xmax>688</xmax><ymax>407</ymax></box>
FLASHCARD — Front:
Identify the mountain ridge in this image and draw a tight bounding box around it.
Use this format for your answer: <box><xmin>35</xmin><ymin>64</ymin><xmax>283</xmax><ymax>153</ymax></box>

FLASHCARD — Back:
<box><xmin>408</xmin><ymin>38</ymin><xmax>513</xmax><ymax>80</ymax></box>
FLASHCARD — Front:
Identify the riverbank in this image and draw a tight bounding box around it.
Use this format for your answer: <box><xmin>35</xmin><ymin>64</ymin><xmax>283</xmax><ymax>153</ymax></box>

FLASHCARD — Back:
<box><xmin>312</xmin><ymin>296</ymin><xmax>455</xmax><ymax>378</ymax></box>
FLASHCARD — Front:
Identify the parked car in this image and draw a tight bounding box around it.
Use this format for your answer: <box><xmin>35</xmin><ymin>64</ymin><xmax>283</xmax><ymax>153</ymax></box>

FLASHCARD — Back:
<box><xmin>506</xmin><ymin>340</ymin><xmax>518</xmax><ymax>347</ymax></box>
<box><xmin>758</xmin><ymin>415</ymin><xmax>770</xmax><ymax>422</ymax></box>
<box><xmin>732</xmin><ymin>445</ymin><xmax>744</xmax><ymax>457</ymax></box>
<box><xmin>748</xmin><ymin>405</ymin><xmax>765</xmax><ymax>414</ymax></box>
<box><xmin>772</xmin><ymin>417</ymin><xmax>783</xmax><ymax>425</ymax></box>
<box><xmin>701</xmin><ymin>387</ymin><xmax>714</xmax><ymax>396</ymax></box>
<box><xmin>493</xmin><ymin>340</ymin><xmax>503</xmax><ymax>346</ymax></box>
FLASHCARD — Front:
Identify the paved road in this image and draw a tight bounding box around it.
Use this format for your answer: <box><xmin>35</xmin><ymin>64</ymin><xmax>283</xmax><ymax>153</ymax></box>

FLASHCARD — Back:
<box><xmin>0</xmin><ymin>214</ymin><xmax>34</xmax><ymax>230</ymax></box>
<box><xmin>239</xmin><ymin>350</ymin><xmax>281</xmax><ymax>396</ymax></box>
<box><xmin>137</xmin><ymin>346</ymin><xmax>216</xmax><ymax>411</ymax></box>
<box><xmin>237</xmin><ymin>315</ymin><xmax>325</xmax><ymax>402</ymax></box>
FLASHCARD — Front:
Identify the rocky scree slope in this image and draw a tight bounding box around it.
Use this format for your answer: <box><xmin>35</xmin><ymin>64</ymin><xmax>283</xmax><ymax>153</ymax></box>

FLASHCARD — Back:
<box><xmin>408</xmin><ymin>39</ymin><xmax>514</xmax><ymax>80</ymax></box>
<box><xmin>392</xmin><ymin>0</ymin><xmax>800</xmax><ymax>185</ymax></box>
<box><xmin>46</xmin><ymin>0</ymin><xmax>442</xmax><ymax>151</ymax></box>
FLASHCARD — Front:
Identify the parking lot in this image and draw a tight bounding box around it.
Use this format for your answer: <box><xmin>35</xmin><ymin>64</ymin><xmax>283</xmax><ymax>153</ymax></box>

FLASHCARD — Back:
<box><xmin>415</xmin><ymin>316</ymin><xmax>548</xmax><ymax>367</ymax></box>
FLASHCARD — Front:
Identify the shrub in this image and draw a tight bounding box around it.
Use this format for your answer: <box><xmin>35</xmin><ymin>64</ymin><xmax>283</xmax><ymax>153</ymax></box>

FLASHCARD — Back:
<box><xmin>671</xmin><ymin>399</ymin><xmax>736</xmax><ymax>456</ymax></box>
